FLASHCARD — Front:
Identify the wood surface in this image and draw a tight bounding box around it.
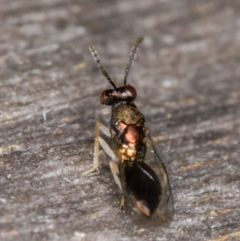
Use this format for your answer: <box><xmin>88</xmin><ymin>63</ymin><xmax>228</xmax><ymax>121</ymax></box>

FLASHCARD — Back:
<box><xmin>0</xmin><ymin>0</ymin><xmax>240</xmax><ymax>240</ymax></box>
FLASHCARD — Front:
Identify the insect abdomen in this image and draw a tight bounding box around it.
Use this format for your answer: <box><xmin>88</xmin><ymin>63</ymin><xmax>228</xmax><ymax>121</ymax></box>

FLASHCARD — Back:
<box><xmin>120</xmin><ymin>161</ymin><xmax>162</xmax><ymax>217</ymax></box>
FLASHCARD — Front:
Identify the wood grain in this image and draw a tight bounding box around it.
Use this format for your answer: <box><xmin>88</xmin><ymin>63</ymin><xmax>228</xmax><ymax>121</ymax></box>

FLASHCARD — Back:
<box><xmin>0</xmin><ymin>0</ymin><xmax>240</xmax><ymax>240</ymax></box>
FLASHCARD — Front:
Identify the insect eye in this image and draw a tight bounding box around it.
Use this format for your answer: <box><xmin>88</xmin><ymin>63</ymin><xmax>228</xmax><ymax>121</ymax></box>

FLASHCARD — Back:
<box><xmin>123</xmin><ymin>85</ymin><xmax>137</xmax><ymax>99</ymax></box>
<box><xmin>100</xmin><ymin>85</ymin><xmax>137</xmax><ymax>105</ymax></box>
<box><xmin>100</xmin><ymin>89</ymin><xmax>109</xmax><ymax>105</ymax></box>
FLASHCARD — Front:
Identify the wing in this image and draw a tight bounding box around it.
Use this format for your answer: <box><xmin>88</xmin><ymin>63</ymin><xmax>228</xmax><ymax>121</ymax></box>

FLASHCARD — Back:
<box><xmin>110</xmin><ymin>125</ymin><xmax>174</xmax><ymax>223</ymax></box>
<box><xmin>144</xmin><ymin>129</ymin><xmax>174</xmax><ymax>222</ymax></box>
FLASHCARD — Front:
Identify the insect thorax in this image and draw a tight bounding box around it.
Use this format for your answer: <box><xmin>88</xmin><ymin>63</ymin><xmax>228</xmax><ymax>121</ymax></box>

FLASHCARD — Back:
<box><xmin>110</xmin><ymin>102</ymin><xmax>146</xmax><ymax>163</ymax></box>
<box><xmin>110</xmin><ymin>102</ymin><xmax>145</xmax><ymax>127</ymax></box>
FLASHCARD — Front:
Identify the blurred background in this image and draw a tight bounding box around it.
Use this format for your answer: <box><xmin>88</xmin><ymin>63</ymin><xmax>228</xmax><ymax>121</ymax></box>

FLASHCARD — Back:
<box><xmin>0</xmin><ymin>0</ymin><xmax>240</xmax><ymax>241</ymax></box>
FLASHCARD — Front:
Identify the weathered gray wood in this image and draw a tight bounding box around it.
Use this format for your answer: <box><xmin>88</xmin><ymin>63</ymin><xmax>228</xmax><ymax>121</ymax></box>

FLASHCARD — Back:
<box><xmin>0</xmin><ymin>0</ymin><xmax>240</xmax><ymax>240</ymax></box>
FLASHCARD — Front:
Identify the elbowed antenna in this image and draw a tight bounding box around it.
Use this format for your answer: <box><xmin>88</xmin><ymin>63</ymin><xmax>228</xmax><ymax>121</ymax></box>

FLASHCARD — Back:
<box><xmin>89</xmin><ymin>45</ymin><xmax>117</xmax><ymax>89</ymax></box>
<box><xmin>124</xmin><ymin>37</ymin><xmax>144</xmax><ymax>86</ymax></box>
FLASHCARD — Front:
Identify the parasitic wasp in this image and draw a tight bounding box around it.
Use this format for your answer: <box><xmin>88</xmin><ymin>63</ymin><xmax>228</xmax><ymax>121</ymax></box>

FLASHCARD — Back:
<box><xmin>83</xmin><ymin>37</ymin><xmax>174</xmax><ymax>222</ymax></box>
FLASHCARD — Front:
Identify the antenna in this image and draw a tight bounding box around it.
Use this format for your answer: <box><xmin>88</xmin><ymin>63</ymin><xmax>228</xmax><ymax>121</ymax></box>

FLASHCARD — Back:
<box><xmin>89</xmin><ymin>45</ymin><xmax>117</xmax><ymax>89</ymax></box>
<box><xmin>124</xmin><ymin>37</ymin><xmax>144</xmax><ymax>85</ymax></box>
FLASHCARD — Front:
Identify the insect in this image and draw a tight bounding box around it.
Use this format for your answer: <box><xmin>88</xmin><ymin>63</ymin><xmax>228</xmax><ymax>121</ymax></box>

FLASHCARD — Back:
<box><xmin>83</xmin><ymin>37</ymin><xmax>173</xmax><ymax>220</ymax></box>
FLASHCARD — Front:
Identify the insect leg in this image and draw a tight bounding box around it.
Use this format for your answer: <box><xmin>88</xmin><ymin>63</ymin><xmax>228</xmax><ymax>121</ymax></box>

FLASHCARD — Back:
<box><xmin>82</xmin><ymin>121</ymin><xmax>117</xmax><ymax>176</ymax></box>
<box><xmin>120</xmin><ymin>195</ymin><xmax>125</xmax><ymax>211</ymax></box>
<box><xmin>109</xmin><ymin>161</ymin><xmax>125</xmax><ymax>211</ymax></box>
<box><xmin>109</xmin><ymin>161</ymin><xmax>121</xmax><ymax>191</ymax></box>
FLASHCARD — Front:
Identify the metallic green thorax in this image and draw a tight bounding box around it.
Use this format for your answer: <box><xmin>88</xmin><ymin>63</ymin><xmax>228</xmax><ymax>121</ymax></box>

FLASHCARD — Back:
<box><xmin>110</xmin><ymin>102</ymin><xmax>144</xmax><ymax>127</ymax></box>
<box><xmin>110</xmin><ymin>102</ymin><xmax>146</xmax><ymax>164</ymax></box>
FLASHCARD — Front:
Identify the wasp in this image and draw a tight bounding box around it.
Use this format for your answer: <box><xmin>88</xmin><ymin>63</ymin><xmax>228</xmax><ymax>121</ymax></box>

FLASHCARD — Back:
<box><xmin>83</xmin><ymin>37</ymin><xmax>173</xmax><ymax>220</ymax></box>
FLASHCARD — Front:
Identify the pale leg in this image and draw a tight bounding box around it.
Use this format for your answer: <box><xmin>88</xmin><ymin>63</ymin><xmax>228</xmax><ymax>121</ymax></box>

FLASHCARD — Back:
<box><xmin>109</xmin><ymin>160</ymin><xmax>125</xmax><ymax>210</ymax></box>
<box><xmin>109</xmin><ymin>161</ymin><xmax>121</xmax><ymax>191</ymax></box>
<box><xmin>82</xmin><ymin>121</ymin><xmax>117</xmax><ymax>176</ymax></box>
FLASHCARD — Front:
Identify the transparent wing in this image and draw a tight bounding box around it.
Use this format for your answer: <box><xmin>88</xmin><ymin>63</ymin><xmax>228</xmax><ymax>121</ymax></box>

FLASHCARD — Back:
<box><xmin>109</xmin><ymin>127</ymin><xmax>174</xmax><ymax>224</ymax></box>
<box><xmin>144</xmin><ymin>129</ymin><xmax>174</xmax><ymax>222</ymax></box>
